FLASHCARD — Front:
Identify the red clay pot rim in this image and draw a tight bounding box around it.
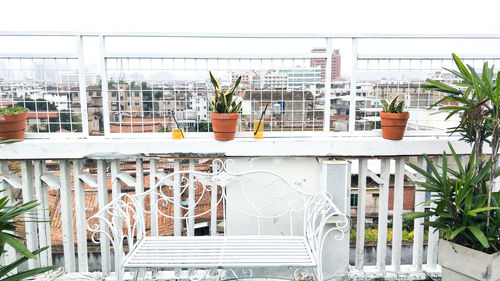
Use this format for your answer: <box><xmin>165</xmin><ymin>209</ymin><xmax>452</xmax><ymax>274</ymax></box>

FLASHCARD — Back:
<box><xmin>380</xmin><ymin>111</ymin><xmax>409</xmax><ymax>119</ymax></box>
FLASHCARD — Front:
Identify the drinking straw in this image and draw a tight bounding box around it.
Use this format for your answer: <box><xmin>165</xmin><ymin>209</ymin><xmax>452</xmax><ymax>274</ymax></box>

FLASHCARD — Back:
<box><xmin>171</xmin><ymin>111</ymin><xmax>184</xmax><ymax>138</ymax></box>
<box><xmin>254</xmin><ymin>104</ymin><xmax>268</xmax><ymax>136</ymax></box>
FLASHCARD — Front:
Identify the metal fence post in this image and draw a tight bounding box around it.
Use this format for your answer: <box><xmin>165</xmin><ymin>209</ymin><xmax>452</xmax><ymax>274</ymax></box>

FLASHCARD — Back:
<box><xmin>348</xmin><ymin>38</ymin><xmax>358</xmax><ymax>132</ymax></box>
<box><xmin>99</xmin><ymin>35</ymin><xmax>111</xmax><ymax>136</ymax></box>
<box><xmin>77</xmin><ymin>35</ymin><xmax>89</xmax><ymax>137</ymax></box>
<box><xmin>323</xmin><ymin>38</ymin><xmax>333</xmax><ymax>133</ymax></box>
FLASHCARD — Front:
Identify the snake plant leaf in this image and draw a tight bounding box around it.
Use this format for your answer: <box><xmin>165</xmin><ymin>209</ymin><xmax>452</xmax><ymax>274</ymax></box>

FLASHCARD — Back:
<box><xmin>209</xmin><ymin>71</ymin><xmax>221</xmax><ymax>92</ymax></box>
<box><xmin>380</xmin><ymin>99</ymin><xmax>389</xmax><ymax>112</ymax></box>
<box><xmin>395</xmin><ymin>100</ymin><xmax>404</xmax><ymax>113</ymax></box>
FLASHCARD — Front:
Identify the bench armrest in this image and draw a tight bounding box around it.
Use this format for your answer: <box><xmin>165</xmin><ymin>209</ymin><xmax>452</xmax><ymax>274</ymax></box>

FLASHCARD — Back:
<box><xmin>87</xmin><ymin>193</ymin><xmax>145</xmax><ymax>263</ymax></box>
<box><xmin>304</xmin><ymin>192</ymin><xmax>350</xmax><ymax>268</ymax></box>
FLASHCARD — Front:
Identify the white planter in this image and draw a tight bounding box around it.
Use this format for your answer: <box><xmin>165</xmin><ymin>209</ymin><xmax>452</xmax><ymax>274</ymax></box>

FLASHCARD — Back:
<box><xmin>438</xmin><ymin>239</ymin><xmax>500</xmax><ymax>281</ymax></box>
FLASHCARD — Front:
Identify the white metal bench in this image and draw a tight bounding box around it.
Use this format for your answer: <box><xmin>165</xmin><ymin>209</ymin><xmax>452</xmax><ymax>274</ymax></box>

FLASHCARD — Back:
<box><xmin>87</xmin><ymin>159</ymin><xmax>349</xmax><ymax>281</ymax></box>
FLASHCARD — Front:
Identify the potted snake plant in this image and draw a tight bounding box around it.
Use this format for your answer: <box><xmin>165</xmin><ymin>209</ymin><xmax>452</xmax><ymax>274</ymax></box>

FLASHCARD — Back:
<box><xmin>380</xmin><ymin>96</ymin><xmax>409</xmax><ymax>140</ymax></box>
<box><xmin>209</xmin><ymin>71</ymin><xmax>242</xmax><ymax>141</ymax></box>
<box><xmin>404</xmin><ymin>54</ymin><xmax>500</xmax><ymax>280</ymax></box>
<box><xmin>0</xmin><ymin>106</ymin><xmax>28</xmax><ymax>142</ymax></box>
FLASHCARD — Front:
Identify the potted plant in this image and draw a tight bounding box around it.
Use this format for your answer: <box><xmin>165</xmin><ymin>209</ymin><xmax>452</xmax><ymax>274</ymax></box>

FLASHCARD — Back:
<box><xmin>404</xmin><ymin>54</ymin><xmax>500</xmax><ymax>280</ymax></box>
<box><xmin>380</xmin><ymin>96</ymin><xmax>409</xmax><ymax>140</ymax></box>
<box><xmin>0</xmin><ymin>106</ymin><xmax>28</xmax><ymax>142</ymax></box>
<box><xmin>208</xmin><ymin>71</ymin><xmax>242</xmax><ymax>141</ymax></box>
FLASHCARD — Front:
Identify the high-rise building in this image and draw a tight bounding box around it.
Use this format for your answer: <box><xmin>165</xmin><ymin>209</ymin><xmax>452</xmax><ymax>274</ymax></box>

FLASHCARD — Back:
<box><xmin>310</xmin><ymin>48</ymin><xmax>341</xmax><ymax>81</ymax></box>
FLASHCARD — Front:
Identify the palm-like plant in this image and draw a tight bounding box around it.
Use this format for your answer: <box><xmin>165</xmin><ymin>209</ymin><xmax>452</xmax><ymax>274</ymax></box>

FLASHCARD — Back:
<box><xmin>405</xmin><ymin>143</ymin><xmax>500</xmax><ymax>253</ymax></box>
<box><xmin>0</xmin><ymin>195</ymin><xmax>55</xmax><ymax>281</ymax></box>
<box><xmin>423</xmin><ymin>54</ymin><xmax>500</xmax><ymax>191</ymax></box>
<box><xmin>209</xmin><ymin>71</ymin><xmax>242</xmax><ymax>113</ymax></box>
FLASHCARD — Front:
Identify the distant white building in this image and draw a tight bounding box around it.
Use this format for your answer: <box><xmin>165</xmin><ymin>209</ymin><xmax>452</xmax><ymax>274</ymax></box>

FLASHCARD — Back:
<box><xmin>57</xmin><ymin>71</ymin><xmax>101</xmax><ymax>86</ymax></box>
<box><xmin>278</xmin><ymin>67</ymin><xmax>322</xmax><ymax>91</ymax></box>
<box><xmin>190</xmin><ymin>93</ymin><xmax>208</xmax><ymax>121</ymax></box>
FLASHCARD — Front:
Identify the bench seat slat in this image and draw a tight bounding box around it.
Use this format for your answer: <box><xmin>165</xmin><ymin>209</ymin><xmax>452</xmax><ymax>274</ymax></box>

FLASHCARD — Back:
<box><xmin>123</xmin><ymin>236</ymin><xmax>316</xmax><ymax>269</ymax></box>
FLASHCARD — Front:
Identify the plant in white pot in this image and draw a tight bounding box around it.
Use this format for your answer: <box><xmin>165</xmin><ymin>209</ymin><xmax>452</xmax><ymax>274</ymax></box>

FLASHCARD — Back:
<box><xmin>404</xmin><ymin>54</ymin><xmax>500</xmax><ymax>280</ymax></box>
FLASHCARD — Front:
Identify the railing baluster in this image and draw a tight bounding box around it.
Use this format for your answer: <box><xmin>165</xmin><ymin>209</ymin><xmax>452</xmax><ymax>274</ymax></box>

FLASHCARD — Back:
<box><xmin>173</xmin><ymin>159</ymin><xmax>181</xmax><ymax>236</ymax></box>
<box><xmin>211</xmin><ymin>160</ymin><xmax>219</xmax><ymax>236</ymax></box>
<box><xmin>34</xmin><ymin>160</ymin><xmax>51</xmax><ymax>267</ymax></box>
<box><xmin>73</xmin><ymin>160</ymin><xmax>88</xmax><ymax>271</ymax></box>
<box><xmin>0</xmin><ymin>161</ymin><xmax>17</xmax><ymax>274</ymax></box>
<box><xmin>150</xmin><ymin>158</ymin><xmax>158</xmax><ymax>236</ymax></box>
<box><xmin>376</xmin><ymin>158</ymin><xmax>390</xmax><ymax>273</ymax></box>
<box><xmin>355</xmin><ymin>159</ymin><xmax>367</xmax><ymax>270</ymax></box>
<box><xmin>427</xmin><ymin>156</ymin><xmax>440</xmax><ymax>268</ymax></box>
<box><xmin>412</xmin><ymin>156</ymin><xmax>426</xmax><ymax>271</ymax></box>
<box><xmin>136</xmin><ymin>158</ymin><xmax>144</xmax><ymax>196</ymax></box>
<box><xmin>20</xmin><ymin>161</ymin><xmax>39</xmax><ymax>269</ymax></box>
<box><xmin>97</xmin><ymin>160</ymin><xmax>111</xmax><ymax>275</ymax></box>
<box><xmin>59</xmin><ymin>160</ymin><xmax>76</xmax><ymax>272</ymax></box>
<box><xmin>391</xmin><ymin>157</ymin><xmax>405</xmax><ymax>272</ymax></box>
<box><xmin>187</xmin><ymin>159</ymin><xmax>195</xmax><ymax>236</ymax></box>
<box><xmin>110</xmin><ymin>159</ymin><xmax>123</xmax><ymax>281</ymax></box>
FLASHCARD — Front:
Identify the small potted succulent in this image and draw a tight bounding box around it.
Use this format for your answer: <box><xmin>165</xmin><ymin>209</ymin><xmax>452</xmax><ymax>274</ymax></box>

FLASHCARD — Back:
<box><xmin>380</xmin><ymin>96</ymin><xmax>409</xmax><ymax>140</ymax></box>
<box><xmin>0</xmin><ymin>106</ymin><xmax>28</xmax><ymax>142</ymax></box>
<box><xmin>209</xmin><ymin>71</ymin><xmax>242</xmax><ymax>141</ymax></box>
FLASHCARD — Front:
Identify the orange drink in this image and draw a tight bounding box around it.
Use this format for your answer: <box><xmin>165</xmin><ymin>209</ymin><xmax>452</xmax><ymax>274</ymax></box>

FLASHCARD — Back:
<box><xmin>253</xmin><ymin>120</ymin><xmax>264</xmax><ymax>139</ymax></box>
<box><xmin>172</xmin><ymin>128</ymin><xmax>184</xmax><ymax>139</ymax></box>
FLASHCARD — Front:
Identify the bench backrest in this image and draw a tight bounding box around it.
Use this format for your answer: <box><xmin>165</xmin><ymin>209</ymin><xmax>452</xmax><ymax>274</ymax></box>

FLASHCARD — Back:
<box><xmin>87</xmin><ymin>158</ymin><xmax>349</xmax><ymax>274</ymax></box>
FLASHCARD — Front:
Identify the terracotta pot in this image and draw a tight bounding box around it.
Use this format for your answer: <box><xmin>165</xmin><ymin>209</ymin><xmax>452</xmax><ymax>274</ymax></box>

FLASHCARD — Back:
<box><xmin>210</xmin><ymin>113</ymin><xmax>239</xmax><ymax>141</ymax></box>
<box><xmin>0</xmin><ymin>112</ymin><xmax>27</xmax><ymax>142</ymax></box>
<box><xmin>380</xmin><ymin>111</ymin><xmax>409</xmax><ymax>140</ymax></box>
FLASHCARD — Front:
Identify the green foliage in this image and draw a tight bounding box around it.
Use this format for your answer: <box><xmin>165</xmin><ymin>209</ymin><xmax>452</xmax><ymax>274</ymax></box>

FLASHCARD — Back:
<box><xmin>423</xmin><ymin>53</ymin><xmax>500</xmax><ymax>150</ymax></box>
<box><xmin>420</xmin><ymin>54</ymin><xmax>500</xmax><ymax>252</ymax></box>
<box><xmin>0</xmin><ymin>107</ymin><xmax>28</xmax><ymax>115</ymax></box>
<box><xmin>0</xmin><ymin>195</ymin><xmax>55</xmax><ymax>280</ymax></box>
<box><xmin>197</xmin><ymin>119</ymin><xmax>213</xmax><ymax>132</ymax></box>
<box><xmin>16</xmin><ymin>99</ymin><xmax>57</xmax><ymax>111</ymax></box>
<box><xmin>209</xmin><ymin>71</ymin><xmax>243</xmax><ymax>113</ymax></box>
<box><xmin>381</xmin><ymin>96</ymin><xmax>405</xmax><ymax>113</ymax></box>
<box><xmin>404</xmin><ymin>143</ymin><xmax>500</xmax><ymax>253</ymax></box>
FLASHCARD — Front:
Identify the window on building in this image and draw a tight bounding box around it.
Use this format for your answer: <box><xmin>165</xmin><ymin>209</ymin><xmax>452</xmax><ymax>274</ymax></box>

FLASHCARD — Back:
<box><xmin>350</xmin><ymin>194</ymin><xmax>358</xmax><ymax>207</ymax></box>
<box><xmin>135</xmin><ymin>92</ymin><xmax>140</xmax><ymax>97</ymax></box>
<box><xmin>112</xmin><ymin>92</ymin><xmax>117</xmax><ymax>97</ymax></box>
<box><xmin>97</xmin><ymin>92</ymin><xmax>101</xmax><ymax>97</ymax></box>
<box><xmin>127</xmin><ymin>92</ymin><xmax>131</xmax><ymax>97</ymax></box>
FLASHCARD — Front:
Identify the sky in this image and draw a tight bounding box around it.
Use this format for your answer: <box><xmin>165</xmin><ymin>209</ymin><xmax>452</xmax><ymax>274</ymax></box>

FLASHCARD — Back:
<box><xmin>1</xmin><ymin>0</ymin><xmax>500</xmax><ymax>34</ymax></box>
<box><xmin>1</xmin><ymin>0</ymin><xmax>500</xmax><ymax>79</ymax></box>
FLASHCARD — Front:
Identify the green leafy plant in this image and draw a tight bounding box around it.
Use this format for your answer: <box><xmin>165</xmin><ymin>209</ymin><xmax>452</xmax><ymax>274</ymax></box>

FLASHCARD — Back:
<box><xmin>381</xmin><ymin>96</ymin><xmax>405</xmax><ymax>113</ymax></box>
<box><xmin>0</xmin><ymin>107</ymin><xmax>28</xmax><ymax>115</ymax></box>
<box><xmin>209</xmin><ymin>71</ymin><xmax>242</xmax><ymax>113</ymax></box>
<box><xmin>0</xmin><ymin>195</ymin><xmax>55</xmax><ymax>280</ymax></box>
<box><xmin>404</xmin><ymin>143</ymin><xmax>500</xmax><ymax>253</ymax></box>
<box><xmin>423</xmin><ymin>53</ymin><xmax>500</xmax><ymax>227</ymax></box>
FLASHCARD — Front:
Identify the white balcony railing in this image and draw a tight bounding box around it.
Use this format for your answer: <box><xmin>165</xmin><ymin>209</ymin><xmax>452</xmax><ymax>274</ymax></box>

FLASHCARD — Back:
<box><xmin>1</xmin><ymin>32</ymin><xmax>500</xmax><ymax>138</ymax></box>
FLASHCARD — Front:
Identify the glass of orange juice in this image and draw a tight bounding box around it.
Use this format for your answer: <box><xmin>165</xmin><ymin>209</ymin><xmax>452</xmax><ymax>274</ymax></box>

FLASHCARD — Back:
<box><xmin>253</xmin><ymin>120</ymin><xmax>264</xmax><ymax>139</ymax></box>
<box><xmin>172</xmin><ymin>128</ymin><xmax>184</xmax><ymax>140</ymax></box>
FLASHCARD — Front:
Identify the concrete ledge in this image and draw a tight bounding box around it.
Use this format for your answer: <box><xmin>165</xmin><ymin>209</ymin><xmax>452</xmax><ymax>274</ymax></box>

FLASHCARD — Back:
<box><xmin>0</xmin><ymin>135</ymin><xmax>481</xmax><ymax>160</ymax></box>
